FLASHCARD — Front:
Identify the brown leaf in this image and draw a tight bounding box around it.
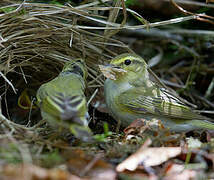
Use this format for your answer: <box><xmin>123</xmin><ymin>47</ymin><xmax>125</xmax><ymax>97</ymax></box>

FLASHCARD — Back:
<box><xmin>123</xmin><ymin>118</ymin><xmax>146</xmax><ymax>135</ymax></box>
<box><xmin>119</xmin><ymin>170</ymin><xmax>158</xmax><ymax>180</ymax></box>
<box><xmin>123</xmin><ymin>118</ymin><xmax>163</xmax><ymax>136</ymax></box>
<box><xmin>116</xmin><ymin>139</ymin><xmax>181</xmax><ymax>172</ymax></box>
<box><xmin>1</xmin><ymin>164</ymin><xmax>82</xmax><ymax>180</ymax></box>
<box><xmin>66</xmin><ymin>149</ymin><xmax>116</xmax><ymax>180</ymax></box>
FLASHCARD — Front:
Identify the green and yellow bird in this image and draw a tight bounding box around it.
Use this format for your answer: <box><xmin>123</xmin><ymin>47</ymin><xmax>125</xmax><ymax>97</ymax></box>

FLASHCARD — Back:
<box><xmin>36</xmin><ymin>59</ymin><xmax>93</xmax><ymax>142</ymax></box>
<box><xmin>100</xmin><ymin>53</ymin><xmax>214</xmax><ymax>132</ymax></box>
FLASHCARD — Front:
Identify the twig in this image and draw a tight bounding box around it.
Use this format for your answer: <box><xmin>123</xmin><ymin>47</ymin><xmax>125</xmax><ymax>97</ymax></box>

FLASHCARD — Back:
<box><xmin>168</xmin><ymin>29</ymin><xmax>214</xmax><ymax>37</ymax></box>
<box><xmin>160</xmin><ymin>79</ymin><xmax>186</xmax><ymax>89</ymax></box>
<box><xmin>205</xmin><ymin>77</ymin><xmax>214</xmax><ymax>99</ymax></box>
<box><xmin>80</xmin><ymin>153</ymin><xmax>103</xmax><ymax>177</ymax></box>
<box><xmin>119</xmin><ymin>28</ymin><xmax>183</xmax><ymax>41</ymax></box>
<box><xmin>87</xmin><ymin>88</ymin><xmax>98</xmax><ymax>107</ymax></box>
<box><xmin>193</xmin><ymin>94</ymin><xmax>214</xmax><ymax>109</ymax></box>
<box><xmin>194</xmin><ymin>110</ymin><xmax>214</xmax><ymax>114</ymax></box>
<box><xmin>164</xmin><ymin>0</ymin><xmax>214</xmax><ymax>8</ymax></box>
<box><xmin>170</xmin><ymin>0</ymin><xmax>214</xmax><ymax>25</ymax></box>
<box><xmin>0</xmin><ymin>71</ymin><xmax>17</xmax><ymax>94</ymax></box>
<box><xmin>168</xmin><ymin>39</ymin><xmax>200</xmax><ymax>58</ymax></box>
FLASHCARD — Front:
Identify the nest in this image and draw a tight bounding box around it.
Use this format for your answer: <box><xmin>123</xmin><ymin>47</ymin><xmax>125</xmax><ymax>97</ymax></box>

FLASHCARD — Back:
<box><xmin>0</xmin><ymin>1</ymin><xmax>133</xmax><ymax>95</ymax></box>
<box><xmin>0</xmin><ymin>1</ymin><xmax>135</xmax><ymax>131</ymax></box>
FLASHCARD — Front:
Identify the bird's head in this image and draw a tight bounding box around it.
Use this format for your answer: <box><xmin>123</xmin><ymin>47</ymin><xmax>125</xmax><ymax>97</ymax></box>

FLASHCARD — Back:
<box><xmin>62</xmin><ymin>59</ymin><xmax>88</xmax><ymax>80</ymax></box>
<box><xmin>100</xmin><ymin>53</ymin><xmax>148</xmax><ymax>81</ymax></box>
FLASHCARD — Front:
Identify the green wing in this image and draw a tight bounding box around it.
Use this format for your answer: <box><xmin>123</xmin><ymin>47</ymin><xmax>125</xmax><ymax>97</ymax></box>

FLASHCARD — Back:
<box><xmin>36</xmin><ymin>75</ymin><xmax>87</xmax><ymax>121</ymax></box>
<box><xmin>117</xmin><ymin>87</ymin><xmax>205</xmax><ymax>120</ymax></box>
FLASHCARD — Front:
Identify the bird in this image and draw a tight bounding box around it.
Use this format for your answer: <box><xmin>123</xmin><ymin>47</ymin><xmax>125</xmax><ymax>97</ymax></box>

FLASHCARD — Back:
<box><xmin>36</xmin><ymin>59</ymin><xmax>93</xmax><ymax>142</ymax></box>
<box><xmin>100</xmin><ymin>53</ymin><xmax>214</xmax><ymax>132</ymax></box>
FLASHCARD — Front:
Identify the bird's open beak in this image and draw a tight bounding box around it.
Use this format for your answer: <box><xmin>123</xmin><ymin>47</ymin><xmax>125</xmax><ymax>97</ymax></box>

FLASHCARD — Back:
<box><xmin>99</xmin><ymin>64</ymin><xmax>127</xmax><ymax>80</ymax></box>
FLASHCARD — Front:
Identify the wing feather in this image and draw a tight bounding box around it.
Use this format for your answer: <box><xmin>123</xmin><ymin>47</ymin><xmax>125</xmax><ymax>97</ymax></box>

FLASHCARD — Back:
<box><xmin>117</xmin><ymin>87</ymin><xmax>205</xmax><ymax>120</ymax></box>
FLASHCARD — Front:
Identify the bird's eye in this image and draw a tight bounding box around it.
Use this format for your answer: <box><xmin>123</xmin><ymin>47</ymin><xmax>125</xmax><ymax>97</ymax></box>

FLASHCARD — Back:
<box><xmin>124</xmin><ymin>59</ymin><xmax>131</xmax><ymax>65</ymax></box>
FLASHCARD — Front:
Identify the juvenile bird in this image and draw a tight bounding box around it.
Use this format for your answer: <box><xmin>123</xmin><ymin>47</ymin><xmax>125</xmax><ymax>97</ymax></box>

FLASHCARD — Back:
<box><xmin>101</xmin><ymin>53</ymin><xmax>214</xmax><ymax>132</ymax></box>
<box><xmin>36</xmin><ymin>59</ymin><xmax>93</xmax><ymax>142</ymax></box>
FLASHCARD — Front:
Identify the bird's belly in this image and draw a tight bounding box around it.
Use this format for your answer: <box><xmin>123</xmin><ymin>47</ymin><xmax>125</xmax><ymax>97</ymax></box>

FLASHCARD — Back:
<box><xmin>104</xmin><ymin>79</ymin><xmax>139</xmax><ymax>126</ymax></box>
<box><xmin>106</xmin><ymin>104</ymin><xmax>198</xmax><ymax>132</ymax></box>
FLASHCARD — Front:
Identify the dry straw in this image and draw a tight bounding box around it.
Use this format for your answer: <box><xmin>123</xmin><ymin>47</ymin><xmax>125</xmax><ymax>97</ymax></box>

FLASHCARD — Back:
<box><xmin>0</xmin><ymin>1</ymin><xmax>130</xmax><ymax>93</ymax></box>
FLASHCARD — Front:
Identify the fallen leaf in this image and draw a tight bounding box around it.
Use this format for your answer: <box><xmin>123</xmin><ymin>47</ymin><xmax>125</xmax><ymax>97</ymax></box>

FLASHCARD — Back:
<box><xmin>1</xmin><ymin>164</ymin><xmax>82</xmax><ymax>180</ymax></box>
<box><xmin>66</xmin><ymin>149</ymin><xmax>116</xmax><ymax>180</ymax></box>
<box><xmin>119</xmin><ymin>170</ymin><xmax>158</xmax><ymax>180</ymax></box>
<box><xmin>164</xmin><ymin>163</ymin><xmax>197</xmax><ymax>180</ymax></box>
<box><xmin>123</xmin><ymin>119</ymin><xmax>146</xmax><ymax>135</ymax></box>
<box><xmin>116</xmin><ymin>139</ymin><xmax>181</xmax><ymax>172</ymax></box>
<box><xmin>124</xmin><ymin>118</ymin><xmax>162</xmax><ymax>136</ymax></box>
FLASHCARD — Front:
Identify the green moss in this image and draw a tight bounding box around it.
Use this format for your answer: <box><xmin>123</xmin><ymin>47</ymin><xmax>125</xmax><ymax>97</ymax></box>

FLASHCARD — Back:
<box><xmin>0</xmin><ymin>143</ymin><xmax>22</xmax><ymax>164</ymax></box>
<box><xmin>125</xmin><ymin>0</ymin><xmax>140</xmax><ymax>7</ymax></box>
<box><xmin>0</xmin><ymin>7</ymin><xmax>16</xmax><ymax>13</ymax></box>
<box><xmin>38</xmin><ymin>149</ymin><xmax>64</xmax><ymax>168</ymax></box>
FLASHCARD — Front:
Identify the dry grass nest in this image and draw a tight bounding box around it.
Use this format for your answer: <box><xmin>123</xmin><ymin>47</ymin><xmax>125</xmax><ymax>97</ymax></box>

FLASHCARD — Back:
<box><xmin>0</xmin><ymin>1</ymin><xmax>136</xmax><ymax>135</ymax></box>
<box><xmin>0</xmin><ymin>1</ymin><xmax>134</xmax><ymax>94</ymax></box>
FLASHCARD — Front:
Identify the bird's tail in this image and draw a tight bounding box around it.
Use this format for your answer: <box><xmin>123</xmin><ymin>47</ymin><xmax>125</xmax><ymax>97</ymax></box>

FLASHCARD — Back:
<box><xmin>45</xmin><ymin>93</ymin><xmax>88</xmax><ymax>125</ymax></box>
<box><xmin>70</xmin><ymin>124</ymin><xmax>94</xmax><ymax>142</ymax></box>
<box><xmin>44</xmin><ymin>93</ymin><xmax>93</xmax><ymax>142</ymax></box>
<box><xmin>190</xmin><ymin>120</ymin><xmax>214</xmax><ymax>130</ymax></box>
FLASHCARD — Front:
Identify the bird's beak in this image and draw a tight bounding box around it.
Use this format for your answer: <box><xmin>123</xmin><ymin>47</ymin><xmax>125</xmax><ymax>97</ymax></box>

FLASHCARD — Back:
<box><xmin>99</xmin><ymin>64</ymin><xmax>127</xmax><ymax>80</ymax></box>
